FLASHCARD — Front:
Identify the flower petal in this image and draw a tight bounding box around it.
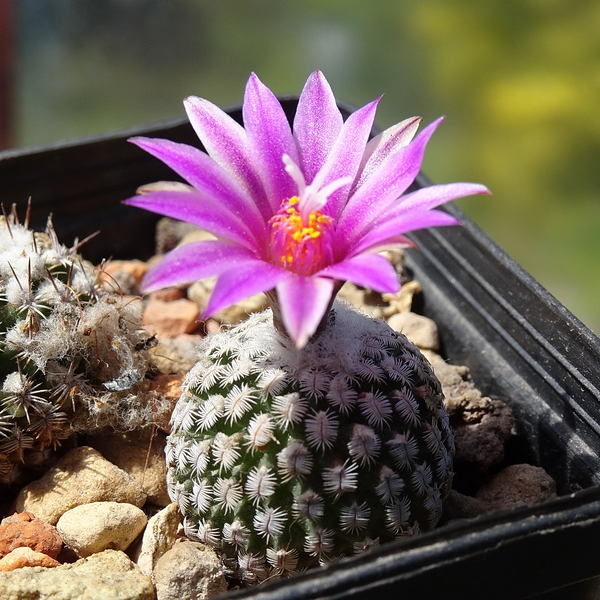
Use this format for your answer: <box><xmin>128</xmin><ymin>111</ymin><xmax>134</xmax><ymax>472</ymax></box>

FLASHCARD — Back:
<box><xmin>141</xmin><ymin>240</ymin><xmax>259</xmax><ymax>292</ymax></box>
<box><xmin>276</xmin><ymin>276</ymin><xmax>336</xmax><ymax>348</ymax></box>
<box><xmin>293</xmin><ymin>71</ymin><xmax>343</xmax><ymax>185</ymax></box>
<box><xmin>124</xmin><ymin>72</ymin><xmax>489</xmax><ymax>350</ymax></box>
<box><xmin>318</xmin><ymin>253</ymin><xmax>400</xmax><ymax>294</ymax></box>
<box><xmin>349</xmin><ymin>209</ymin><xmax>460</xmax><ymax>256</ymax></box>
<box><xmin>124</xmin><ymin>191</ymin><xmax>260</xmax><ymax>251</ymax></box>
<box><xmin>390</xmin><ymin>182</ymin><xmax>490</xmax><ymax>214</ymax></box>
<box><xmin>243</xmin><ymin>73</ymin><xmax>299</xmax><ymax>212</ymax></box>
<box><xmin>353</xmin><ymin>234</ymin><xmax>417</xmax><ymax>254</ymax></box>
<box><xmin>204</xmin><ymin>261</ymin><xmax>290</xmax><ymax>317</ymax></box>
<box><xmin>353</xmin><ymin>117</ymin><xmax>422</xmax><ymax>190</ymax></box>
<box><xmin>184</xmin><ymin>95</ymin><xmax>272</xmax><ymax>220</ymax></box>
<box><xmin>348</xmin><ymin>182</ymin><xmax>490</xmax><ymax>248</ymax></box>
<box><xmin>318</xmin><ymin>98</ymin><xmax>381</xmax><ymax>220</ymax></box>
<box><xmin>130</xmin><ymin>136</ymin><xmax>266</xmax><ymax>235</ymax></box>
<box><xmin>339</xmin><ymin>118</ymin><xmax>444</xmax><ymax>241</ymax></box>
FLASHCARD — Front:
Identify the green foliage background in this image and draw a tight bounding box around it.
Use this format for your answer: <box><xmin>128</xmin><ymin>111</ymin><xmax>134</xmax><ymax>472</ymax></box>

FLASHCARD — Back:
<box><xmin>15</xmin><ymin>0</ymin><xmax>600</xmax><ymax>333</ymax></box>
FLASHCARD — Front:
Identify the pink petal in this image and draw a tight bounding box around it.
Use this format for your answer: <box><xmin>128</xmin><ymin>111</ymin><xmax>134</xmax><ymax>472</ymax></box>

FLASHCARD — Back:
<box><xmin>353</xmin><ymin>117</ymin><xmax>422</xmax><ymax>190</ymax></box>
<box><xmin>339</xmin><ymin>118</ymin><xmax>444</xmax><ymax>240</ymax></box>
<box><xmin>382</xmin><ymin>182</ymin><xmax>490</xmax><ymax>218</ymax></box>
<box><xmin>204</xmin><ymin>262</ymin><xmax>290</xmax><ymax>317</ymax></box>
<box><xmin>141</xmin><ymin>240</ymin><xmax>259</xmax><ymax>292</ymax></box>
<box><xmin>317</xmin><ymin>253</ymin><xmax>400</xmax><ymax>293</ymax></box>
<box><xmin>347</xmin><ymin>234</ymin><xmax>417</xmax><ymax>254</ymax></box>
<box><xmin>276</xmin><ymin>276</ymin><xmax>336</xmax><ymax>348</ymax></box>
<box><xmin>130</xmin><ymin>136</ymin><xmax>266</xmax><ymax>235</ymax></box>
<box><xmin>124</xmin><ymin>191</ymin><xmax>260</xmax><ymax>252</ymax></box>
<box><xmin>320</xmin><ymin>98</ymin><xmax>381</xmax><ymax>220</ymax></box>
<box><xmin>348</xmin><ymin>182</ymin><xmax>490</xmax><ymax>249</ymax></box>
<box><xmin>184</xmin><ymin>96</ymin><xmax>272</xmax><ymax>220</ymax></box>
<box><xmin>349</xmin><ymin>210</ymin><xmax>459</xmax><ymax>256</ymax></box>
<box><xmin>243</xmin><ymin>73</ymin><xmax>299</xmax><ymax>212</ymax></box>
<box><xmin>293</xmin><ymin>71</ymin><xmax>343</xmax><ymax>184</ymax></box>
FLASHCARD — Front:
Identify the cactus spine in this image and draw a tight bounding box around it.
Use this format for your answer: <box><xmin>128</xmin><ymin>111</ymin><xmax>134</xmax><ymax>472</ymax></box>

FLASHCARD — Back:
<box><xmin>166</xmin><ymin>301</ymin><xmax>454</xmax><ymax>582</ymax></box>
<box><xmin>0</xmin><ymin>208</ymin><xmax>151</xmax><ymax>484</ymax></box>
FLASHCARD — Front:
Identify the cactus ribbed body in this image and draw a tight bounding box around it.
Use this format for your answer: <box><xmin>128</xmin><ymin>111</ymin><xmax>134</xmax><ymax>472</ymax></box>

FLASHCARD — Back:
<box><xmin>0</xmin><ymin>213</ymin><xmax>150</xmax><ymax>482</ymax></box>
<box><xmin>166</xmin><ymin>301</ymin><xmax>454</xmax><ymax>582</ymax></box>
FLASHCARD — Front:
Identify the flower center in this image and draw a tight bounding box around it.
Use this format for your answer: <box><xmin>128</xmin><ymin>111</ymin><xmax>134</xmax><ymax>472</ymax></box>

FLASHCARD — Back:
<box><xmin>269</xmin><ymin>196</ymin><xmax>334</xmax><ymax>276</ymax></box>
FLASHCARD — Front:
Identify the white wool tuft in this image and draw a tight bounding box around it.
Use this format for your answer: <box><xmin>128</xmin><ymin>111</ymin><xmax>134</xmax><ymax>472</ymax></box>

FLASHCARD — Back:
<box><xmin>185</xmin><ymin>300</ymin><xmax>396</xmax><ymax>387</ymax></box>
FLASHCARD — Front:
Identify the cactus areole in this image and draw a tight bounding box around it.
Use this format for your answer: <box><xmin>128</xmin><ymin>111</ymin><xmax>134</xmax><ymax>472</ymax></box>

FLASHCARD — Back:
<box><xmin>167</xmin><ymin>304</ymin><xmax>455</xmax><ymax>580</ymax></box>
<box><xmin>0</xmin><ymin>209</ymin><xmax>151</xmax><ymax>483</ymax></box>
<box><xmin>124</xmin><ymin>71</ymin><xmax>489</xmax><ymax>580</ymax></box>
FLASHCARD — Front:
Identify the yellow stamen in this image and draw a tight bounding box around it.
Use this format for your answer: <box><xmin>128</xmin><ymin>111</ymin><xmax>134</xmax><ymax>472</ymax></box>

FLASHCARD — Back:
<box><xmin>269</xmin><ymin>197</ymin><xmax>334</xmax><ymax>276</ymax></box>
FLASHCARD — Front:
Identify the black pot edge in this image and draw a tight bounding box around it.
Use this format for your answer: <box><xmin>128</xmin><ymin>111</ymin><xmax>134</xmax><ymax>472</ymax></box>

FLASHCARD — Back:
<box><xmin>403</xmin><ymin>173</ymin><xmax>600</xmax><ymax>491</ymax></box>
<box><xmin>2</xmin><ymin>98</ymin><xmax>600</xmax><ymax>599</ymax></box>
<box><xmin>225</xmin><ymin>485</ymin><xmax>600</xmax><ymax>600</ymax></box>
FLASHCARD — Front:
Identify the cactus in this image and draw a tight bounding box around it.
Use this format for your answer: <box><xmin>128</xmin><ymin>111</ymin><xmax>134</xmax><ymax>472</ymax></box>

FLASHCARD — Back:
<box><xmin>124</xmin><ymin>71</ymin><xmax>486</xmax><ymax>582</ymax></box>
<box><xmin>0</xmin><ymin>208</ymin><xmax>154</xmax><ymax>484</ymax></box>
<box><xmin>166</xmin><ymin>301</ymin><xmax>454</xmax><ymax>582</ymax></box>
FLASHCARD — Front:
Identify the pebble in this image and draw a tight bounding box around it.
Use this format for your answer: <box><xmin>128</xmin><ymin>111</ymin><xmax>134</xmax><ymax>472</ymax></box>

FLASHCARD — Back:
<box><xmin>15</xmin><ymin>446</ymin><xmax>147</xmax><ymax>525</ymax></box>
<box><xmin>145</xmin><ymin>374</ymin><xmax>186</xmax><ymax>432</ymax></box>
<box><xmin>154</xmin><ymin>541</ymin><xmax>228</xmax><ymax>600</ymax></box>
<box><xmin>137</xmin><ymin>181</ymin><xmax>196</xmax><ymax>195</ymax></box>
<box><xmin>336</xmin><ymin>279</ymin><xmax>419</xmax><ymax>322</ymax></box>
<box><xmin>381</xmin><ymin>280</ymin><xmax>422</xmax><ymax>316</ymax></box>
<box><xmin>155</xmin><ymin>217</ymin><xmax>204</xmax><ymax>254</ymax></box>
<box><xmin>134</xmin><ymin>503</ymin><xmax>181</xmax><ymax>581</ymax></box>
<box><xmin>387</xmin><ymin>311</ymin><xmax>440</xmax><ymax>350</ymax></box>
<box><xmin>57</xmin><ymin>502</ymin><xmax>148</xmax><ymax>558</ymax></box>
<box><xmin>150</xmin><ymin>338</ymin><xmax>202</xmax><ymax>376</ymax></box>
<box><xmin>100</xmin><ymin>260</ymin><xmax>149</xmax><ymax>294</ymax></box>
<box><xmin>185</xmin><ymin>278</ymin><xmax>214</xmax><ymax>309</ymax></box>
<box><xmin>187</xmin><ymin>279</ymin><xmax>268</xmax><ymax>324</ymax></box>
<box><xmin>143</xmin><ymin>298</ymin><xmax>201</xmax><ymax>338</ymax></box>
<box><xmin>149</xmin><ymin>287</ymin><xmax>186</xmax><ymax>302</ymax></box>
<box><xmin>434</xmin><ymin>359</ymin><xmax>514</xmax><ymax>472</ymax></box>
<box><xmin>89</xmin><ymin>429</ymin><xmax>171</xmax><ymax>506</ymax></box>
<box><xmin>337</xmin><ymin>283</ymin><xmax>388</xmax><ymax>319</ymax></box>
<box><xmin>177</xmin><ymin>228</ymin><xmax>217</xmax><ymax>247</ymax></box>
<box><xmin>0</xmin><ymin>512</ymin><xmax>63</xmax><ymax>559</ymax></box>
<box><xmin>217</xmin><ymin>293</ymin><xmax>270</xmax><ymax>325</ymax></box>
<box><xmin>0</xmin><ymin>549</ymin><xmax>154</xmax><ymax>600</ymax></box>
<box><xmin>442</xmin><ymin>489</ymin><xmax>489</xmax><ymax>521</ymax></box>
<box><xmin>476</xmin><ymin>464</ymin><xmax>557</xmax><ymax>510</ymax></box>
<box><xmin>450</xmin><ymin>393</ymin><xmax>514</xmax><ymax>472</ymax></box>
<box><xmin>0</xmin><ymin>547</ymin><xmax>61</xmax><ymax>571</ymax></box>
<box><xmin>204</xmin><ymin>319</ymin><xmax>221</xmax><ymax>334</ymax></box>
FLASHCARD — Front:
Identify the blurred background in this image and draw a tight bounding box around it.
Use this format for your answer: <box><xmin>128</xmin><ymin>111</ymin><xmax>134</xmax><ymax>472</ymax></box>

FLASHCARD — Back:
<box><xmin>2</xmin><ymin>0</ymin><xmax>599</xmax><ymax>333</ymax></box>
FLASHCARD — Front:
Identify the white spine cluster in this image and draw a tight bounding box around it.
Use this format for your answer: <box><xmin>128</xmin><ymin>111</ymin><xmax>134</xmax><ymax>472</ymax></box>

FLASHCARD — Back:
<box><xmin>0</xmin><ymin>212</ymin><xmax>154</xmax><ymax>482</ymax></box>
<box><xmin>166</xmin><ymin>301</ymin><xmax>454</xmax><ymax>582</ymax></box>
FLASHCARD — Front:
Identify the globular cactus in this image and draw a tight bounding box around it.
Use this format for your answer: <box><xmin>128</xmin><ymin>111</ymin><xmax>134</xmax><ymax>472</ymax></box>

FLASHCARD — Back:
<box><xmin>166</xmin><ymin>301</ymin><xmax>454</xmax><ymax>582</ymax></box>
<box><xmin>0</xmin><ymin>208</ymin><xmax>153</xmax><ymax>484</ymax></box>
<box><xmin>126</xmin><ymin>71</ymin><xmax>484</xmax><ymax>583</ymax></box>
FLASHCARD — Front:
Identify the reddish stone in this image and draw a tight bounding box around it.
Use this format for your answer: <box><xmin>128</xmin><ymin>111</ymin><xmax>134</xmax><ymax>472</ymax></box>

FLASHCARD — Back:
<box><xmin>143</xmin><ymin>298</ymin><xmax>201</xmax><ymax>338</ymax></box>
<box><xmin>476</xmin><ymin>464</ymin><xmax>557</xmax><ymax>510</ymax></box>
<box><xmin>100</xmin><ymin>260</ymin><xmax>149</xmax><ymax>286</ymax></box>
<box><xmin>148</xmin><ymin>287</ymin><xmax>186</xmax><ymax>302</ymax></box>
<box><xmin>148</xmin><ymin>374</ymin><xmax>186</xmax><ymax>432</ymax></box>
<box><xmin>0</xmin><ymin>512</ymin><xmax>63</xmax><ymax>559</ymax></box>
<box><xmin>205</xmin><ymin>319</ymin><xmax>221</xmax><ymax>335</ymax></box>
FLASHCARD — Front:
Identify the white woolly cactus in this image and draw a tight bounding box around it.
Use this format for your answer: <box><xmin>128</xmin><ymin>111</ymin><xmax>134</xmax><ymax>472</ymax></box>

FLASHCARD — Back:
<box><xmin>124</xmin><ymin>72</ymin><xmax>486</xmax><ymax>582</ymax></box>
<box><xmin>0</xmin><ymin>208</ymin><xmax>153</xmax><ymax>483</ymax></box>
<box><xmin>166</xmin><ymin>302</ymin><xmax>454</xmax><ymax>581</ymax></box>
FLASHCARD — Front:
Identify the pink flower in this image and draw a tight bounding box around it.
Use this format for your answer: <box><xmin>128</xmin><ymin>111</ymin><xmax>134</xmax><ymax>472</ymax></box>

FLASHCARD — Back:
<box><xmin>124</xmin><ymin>72</ymin><xmax>489</xmax><ymax>347</ymax></box>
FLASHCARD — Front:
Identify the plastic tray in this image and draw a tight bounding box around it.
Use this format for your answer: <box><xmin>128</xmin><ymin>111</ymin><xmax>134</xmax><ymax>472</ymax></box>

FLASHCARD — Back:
<box><xmin>2</xmin><ymin>99</ymin><xmax>600</xmax><ymax>599</ymax></box>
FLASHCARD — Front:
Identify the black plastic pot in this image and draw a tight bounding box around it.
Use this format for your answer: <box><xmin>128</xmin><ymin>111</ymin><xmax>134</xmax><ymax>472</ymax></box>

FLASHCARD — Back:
<box><xmin>2</xmin><ymin>100</ymin><xmax>600</xmax><ymax>599</ymax></box>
